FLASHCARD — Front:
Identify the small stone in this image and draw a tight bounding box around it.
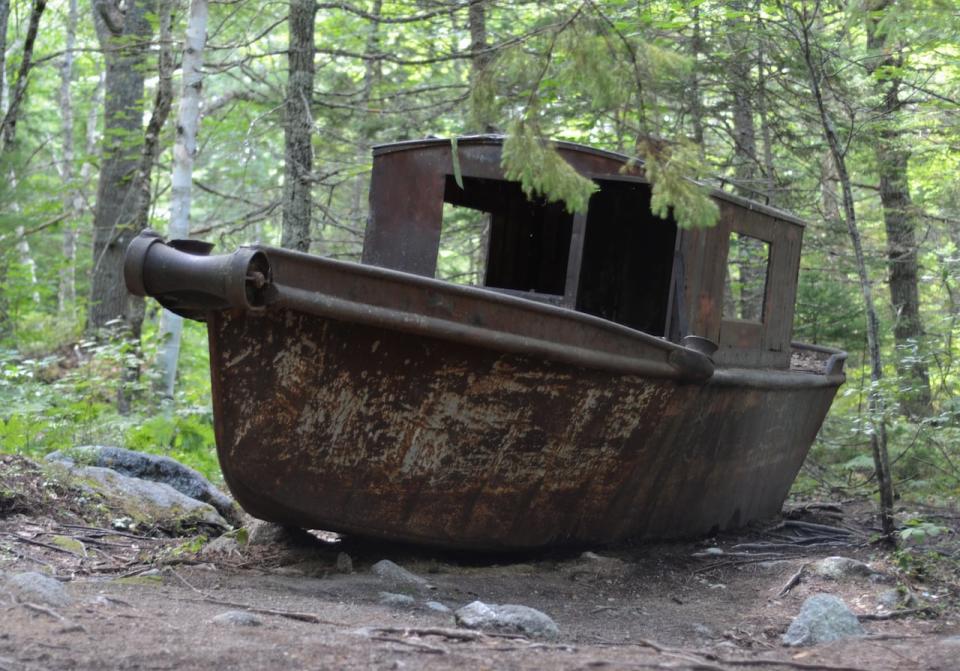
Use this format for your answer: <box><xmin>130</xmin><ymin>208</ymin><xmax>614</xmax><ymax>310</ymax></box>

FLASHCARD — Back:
<box><xmin>379</xmin><ymin>592</ymin><xmax>416</xmax><ymax>608</ymax></box>
<box><xmin>455</xmin><ymin>600</ymin><xmax>559</xmax><ymax>640</ymax></box>
<box><xmin>808</xmin><ymin>556</ymin><xmax>874</xmax><ymax>580</ymax></box>
<box><xmin>692</xmin><ymin>623</ymin><xmax>714</xmax><ymax>638</ymax></box>
<box><xmin>371</xmin><ymin>560</ymin><xmax>429</xmax><ymax>589</ymax></box>
<box><xmin>245</xmin><ymin>520</ymin><xmax>315</xmax><ymax>547</ymax></box>
<box><xmin>782</xmin><ymin>594</ymin><xmax>865</xmax><ymax>647</ymax></box>
<box><xmin>4</xmin><ymin>572</ymin><xmax>71</xmax><ymax>607</ymax></box>
<box><xmin>704</xmin><ymin>547</ymin><xmax>724</xmax><ymax>556</ymax></box>
<box><xmin>202</xmin><ymin>535</ymin><xmax>240</xmax><ymax>556</ymax></box>
<box><xmin>424</xmin><ymin>601</ymin><xmax>451</xmax><ymax>614</ymax></box>
<box><xmin>877</xmin><ymin>588</ymin><xmax>917</xmax><ymax>610</ymax></box>
<box><xmin>212</xmin><ymin>610</ymin><xmax>262</xmax><ymax>626</ymax></box>
<box><xmin>940</xmin><ymin>636</ymin><xmax>960</xmax><ymax>647</ymax></box>
<box><xmin>336</xmin><ymin>552</ymin><xmax>353</xmax><ymax>573</ymax></box>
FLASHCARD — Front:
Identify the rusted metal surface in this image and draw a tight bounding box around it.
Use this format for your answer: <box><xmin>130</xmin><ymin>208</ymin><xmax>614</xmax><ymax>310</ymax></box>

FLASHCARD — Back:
<box><xmin>124</xmin><ymin>135</ymin><xmax>846</xmax><ymax>550</ymax></box>
<box><xmin>207</xmin><ymin>299</ymin><xmax>839</xmax><ymax>549</ymax></box>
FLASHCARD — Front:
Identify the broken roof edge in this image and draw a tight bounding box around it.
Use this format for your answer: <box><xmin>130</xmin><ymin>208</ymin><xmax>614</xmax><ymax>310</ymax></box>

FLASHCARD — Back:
<box><xmin>371</xmin><ymin>134</ymin><xmax>807</xmax><ymax>228</ymax></box>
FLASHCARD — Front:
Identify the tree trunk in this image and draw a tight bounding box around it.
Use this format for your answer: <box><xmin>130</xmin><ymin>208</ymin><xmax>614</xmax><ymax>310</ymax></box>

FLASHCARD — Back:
<box><xmin>0</xmin><ymin>0</ymin><xmax>10</xmax><ymax>114</ymax></box>
<box><xmin>0</xmin><ymin>0</ymin><xmax>46</xmax><ymax>151</ymax></box>
<box><xmin>88</xmin><ymin>0</ymin><xmax>153</xmax><ymax>333</ymax></box>
<box><xmin>793</xmin><ymin>2</ymin><xmax>895</xmax><ymax>541</ymax></box>
<box><xmin>687</xmin><ymin>5</ymin><xmax>705</xmax><ymax>153</ymax></box>
<box><xmin>280</xmin><ymin>0</ymin><xmax>316</xmax><ymax>252</ymax></box>
<box><xmin>157</xmin><ymin>0</ymin><xmax>209</xmax><ymax>401</ymax></box>
<box><xmin>58</xmin><ymin>0</ymin><xmax>79</xmax><ymax>317</ymax></box>
<box><xmin>865</xmin><ymin>1</ymin><xmax>933</xmax><ymax>418</ymax></box>
<box><xmin>347</xmin><ymin>0</ymin><xmax>381</xmax><ymax>247</ymax></box>
<box><xmin>468</xmin><ymin>0</ymin><xmax>495</xmax><ymax>133</ymax></box>
<box><xmin>725</xmin><ymin>1</ymin><xmax>759</xmax><ymax>198</ymax></box>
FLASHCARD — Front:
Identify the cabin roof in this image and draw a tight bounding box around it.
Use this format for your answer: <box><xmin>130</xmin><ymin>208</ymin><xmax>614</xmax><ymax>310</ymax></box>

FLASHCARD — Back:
<box><xmin>372</xmin><ymin>135</ymin><xmax>807</xmax><ymax>228</ymax></box>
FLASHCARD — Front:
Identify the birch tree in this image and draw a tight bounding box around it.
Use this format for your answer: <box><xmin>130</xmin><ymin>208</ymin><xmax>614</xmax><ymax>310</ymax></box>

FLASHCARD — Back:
<box><xmin>156</xmin><ymin>0</ymin><xmax>209</xmax><ymax>400</ymax></box>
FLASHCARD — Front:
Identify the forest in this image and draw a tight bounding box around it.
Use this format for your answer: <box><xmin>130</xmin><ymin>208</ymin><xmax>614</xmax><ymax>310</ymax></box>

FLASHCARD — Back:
<box><xmin>0</xmin><ymin>0</ymin><xmax>958</xmax><ymax>545</ymax></box>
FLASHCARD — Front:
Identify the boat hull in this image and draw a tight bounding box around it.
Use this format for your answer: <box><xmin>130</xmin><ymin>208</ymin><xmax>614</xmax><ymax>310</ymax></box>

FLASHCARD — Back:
<box><xmin>209</xmin><ymin>306</ymin><xmax>840</xmax><ymax>550</ymax></box>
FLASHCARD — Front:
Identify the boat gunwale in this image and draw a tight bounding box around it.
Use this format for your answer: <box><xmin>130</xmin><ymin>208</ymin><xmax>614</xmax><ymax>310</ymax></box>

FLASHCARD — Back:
<box><xmin>255</xmin><ymin>244</ymin><xmax>845</xmax><ymax>390</ymax></box>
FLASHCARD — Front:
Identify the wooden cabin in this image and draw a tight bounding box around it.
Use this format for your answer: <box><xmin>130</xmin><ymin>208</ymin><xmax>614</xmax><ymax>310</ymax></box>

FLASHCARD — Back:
<box><xmin>362</xmin><ymin>136</ymin><xmax>803</xmax><ymax>370</ymax></box>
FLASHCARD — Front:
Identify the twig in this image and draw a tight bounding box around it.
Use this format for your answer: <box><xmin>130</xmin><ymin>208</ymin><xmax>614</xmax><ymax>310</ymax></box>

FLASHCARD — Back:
<box><xmin>1</xmin><ymin>532</ymin><xmax>82</xmax><ymax>557</ymax></box>
<box><xmin>858</xmin><ymin>607</ymin><xmax>937</xmax><ymax>621</ymax></box>
<box><xmin>57</xmin><ymin>524</ymin><xmax>162</xmax><ymax>541</ymax></box>
<box><xmin>20</xmin><ymin>602</ymin><xmax>65</xmax><ymax>620</ymax></box>
<box><xmin>366</xmin><ymin>626</ymin><xmax>527</xmax><ymax>642</ymax></box>
<box><xmin>716</xmin><ymin>659</ymin><xmax>869</xmax><ymax>671</ymax></box>
<box><xmin>777</xmin><ymin>565</ymin><xmax>806</xmax><ymax>597</ymax></box>
<box><xmin>370</xmin><ymin>635</ymin><xmax>448</xmax><ymax>654</ymax></box>
<box><xmin>169</xmin><ymin>569</ymin><xmax>342</xmax><ymax>625</ymax></box>
<box><xmin>778</xmin><ymin>520</ymin><xmax>852</xmax><ymax>537</ymax></box>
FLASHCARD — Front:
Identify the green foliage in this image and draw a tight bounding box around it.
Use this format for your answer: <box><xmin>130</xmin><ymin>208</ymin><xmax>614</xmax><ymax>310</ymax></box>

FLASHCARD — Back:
<box><xmin>638</xmin><ymin>139</ymin><xmax>719</xmax><ymax>229</ymax></box>
<box><xmin>898</xmin><ymin>518</ymin><xmax>948</xmax><ymax>545</ymax></box>
<box><xmin>502</xmin><ymin>120</ymin><xmax>598</xmax><ymax>214</ymax></box>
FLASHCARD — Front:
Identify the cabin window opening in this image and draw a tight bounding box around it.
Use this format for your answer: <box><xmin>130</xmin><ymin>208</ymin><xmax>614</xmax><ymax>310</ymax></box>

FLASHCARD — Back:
<box><xmin>723</xmin><ymin>233</ymin><xmax>770</xmax><ymax>322</ymax></box>
<box><xmin>575</xmin><ymin>181</ymin><xmax>678</xmax><ymax>336</ymax></box>
<box><xmin>436</xmin><ymin>202</ymin><xmax>489</xmax><ymax>286</ymax></box>
<box><xmin>440</xmin><ymin>174</ymin><xmax>573</xmax><ymax>296</ymax></box>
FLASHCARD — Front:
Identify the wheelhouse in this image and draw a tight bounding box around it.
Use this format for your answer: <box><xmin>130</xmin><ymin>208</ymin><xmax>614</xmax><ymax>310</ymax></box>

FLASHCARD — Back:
<box><xmin>362</xmin><ymin>136</ymin><xmax>803</xmax><ymax>370</ymax></box>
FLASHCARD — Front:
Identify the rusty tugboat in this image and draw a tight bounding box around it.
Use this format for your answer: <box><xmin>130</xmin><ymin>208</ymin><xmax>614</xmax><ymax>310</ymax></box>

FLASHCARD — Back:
<box><xmin>124</xmin><ymin>136</ymin><xmax>846</xmax><ymax>551</ymax></box>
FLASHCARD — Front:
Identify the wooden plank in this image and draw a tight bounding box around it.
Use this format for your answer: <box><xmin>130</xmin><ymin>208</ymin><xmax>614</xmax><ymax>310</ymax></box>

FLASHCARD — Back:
<box><xmin>563</xmin><ymin>212</ymin><xmax>587</xmax><ymax>308</ymax></box>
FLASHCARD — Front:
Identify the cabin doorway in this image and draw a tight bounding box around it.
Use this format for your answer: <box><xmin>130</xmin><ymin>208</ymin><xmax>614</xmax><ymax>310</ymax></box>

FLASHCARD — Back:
<box><xmin>575</xmin><ymin>180</ymin><xmax>678</xmax><ymax>336</ymax></box>
<box><xmin>441</xmin><ymin>175</ymin><xmax>574</xmax><ymax>303</ymax></box>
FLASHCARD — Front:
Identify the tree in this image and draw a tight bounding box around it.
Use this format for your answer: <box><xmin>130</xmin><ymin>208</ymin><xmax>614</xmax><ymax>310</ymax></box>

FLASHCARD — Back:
<box><xmin>156</xmin><ymin>0</ymin><xmax>209</xmax><ymax>401</ymax></box>
<box><xmin>88</xmin><ymin>0</ymin><xmax>156</xmax><ymax>334</ymax></box>
<box><xmin>0</xmin><ymin>0</ymin><xmax>45</xmax><ymax>151</ymax></box>
<box><xmin>864</xmin><ymin>0</ymin><xmax>933</xmax><ymax>418</ymax></box>
<box><xmin>280</xmin><ymin>0</ymin><xmax>316</xmax><ymax>251</ymax></box>
<box><xmin>781</xmin><ymin>0</ymin><xmax>895</xmax><ymax>539</ymax></box>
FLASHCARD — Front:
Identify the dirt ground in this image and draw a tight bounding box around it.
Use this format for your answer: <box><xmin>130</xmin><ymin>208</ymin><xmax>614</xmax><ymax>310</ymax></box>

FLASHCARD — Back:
<box><xmin>2</xmin><ymin>455</ymin><xmax>959</xmax><ymax>670</ymax></box>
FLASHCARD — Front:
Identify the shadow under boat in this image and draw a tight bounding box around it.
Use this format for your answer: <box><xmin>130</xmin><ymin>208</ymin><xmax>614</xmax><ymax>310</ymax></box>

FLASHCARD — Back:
<box><xmin>124</xmin><ymin>135</ymin><xmax>846</xmax><ymax>551</ymax></box>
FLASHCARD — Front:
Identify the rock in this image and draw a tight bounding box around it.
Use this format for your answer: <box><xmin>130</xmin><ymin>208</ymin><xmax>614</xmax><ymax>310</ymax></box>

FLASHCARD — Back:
<box><xmin>67</xmin><ymin>465</ymin><xmax>228</xmax><ymax>534</ymax></box>
<box><xmin>212</xmin><ymin>610</ymin><xmax>262</xmax><ymax>626</ymax></box>
<box><xmin>808</xmin><ymin>556</ymin><xmax>874</xmax><ymax>580</ymax></box>
<box><xmin>371</xmin><ymin>560</ymin><xmax>429</xmax><ymax>589</ymax></box>
<box><xmin>4</xmin><ymin>572</ymin><xmax>71</xmax><ymax>607</ymax></box>
<box><xmin>782</xmin><ymin>594</ymin><xmax>865</xmax><ymax>647</ymax></box>
<box><xmin>47</xmin><ymin>446</ymin><xmax>240</xmax><ymax>524</ymax></box>
<box><xmin>877</xmin><ymin>588</ymin><xmax>917</xmax><ymax>610</ymax></box>
<box><xmin>379</xmin><ymin>592</ymin><xmax>416</xmax><ymax>608</ymax></box>
<box><xmin>455</xmin><ymin>600</ymin><xmax>559</xmax><ymax>640</ymax></box>
<box><xmin>335</xmin><ymin>552</ymin><xmax>353</xmax><ymax>574</ymax></box>
<box><xmin>424</xmin><ymin>601</ymin><xmax>452</xmax><ymax>614</ymax></box>
<box><xmin>202</xmin><ymin>535</ymin><xmax>241</xmax><ymax>556</ymax></box>
<box><xmin>703</xmin><ymin>547</ymin><xmax>724</xmax><ymax>556</ymax></box>
<box><xmin>246</xmin><ymin>519</ymin><xmax>314</xmax><ymax>547</ymax></box>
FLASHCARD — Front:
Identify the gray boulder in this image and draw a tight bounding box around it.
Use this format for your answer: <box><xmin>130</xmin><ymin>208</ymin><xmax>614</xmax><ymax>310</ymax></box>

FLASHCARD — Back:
<box><xmin>808</xmin><ymin>556</ymin><xmax>875</xmax><ymax>580</ymax></box>
<box><xmin>371</xmin><ymin>559</ymin><xmax>429</xmax><ymax>589</ymax></box>
<box><xmin>69</xmin><ymin>465</ymin><xmax>229</xmax><ymax>534</ymax></box>
<box><xmin>782</xmin><ymin>594</ymin><xmax>865</xmax><ymax>647</ymax></box>
<box><xmin>455</xmin><ymin>600</ymin><xmax>559</xmax><ymax>640</ymax></box>
<box><xmin>47</xmin><ymin>446</ymin><xmax>239</xmax><ymax>524</ymax></box>
<box><xmin>5</xmin><ymin>572</ymin><xmax>71</xmax><ymax>607</ymax></box>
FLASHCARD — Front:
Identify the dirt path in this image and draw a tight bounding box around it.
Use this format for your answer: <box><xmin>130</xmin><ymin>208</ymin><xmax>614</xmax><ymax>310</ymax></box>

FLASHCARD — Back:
<box><xmin>1</xmin><ymin>457</ymin><xmax>958</xmax><ymax>670</ymax></box>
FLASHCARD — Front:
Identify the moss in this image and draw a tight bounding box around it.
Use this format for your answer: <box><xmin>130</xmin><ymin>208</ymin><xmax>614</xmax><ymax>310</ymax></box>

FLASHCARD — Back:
<box><xmin>113</xmin><ymin>575</ymin><xmax>164</xmax><ymax>586</ymax></box>
<box><xmin>49</xmin><ymin>535</ymin><xmax>86</xmax><ymax>555</ymax></box>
